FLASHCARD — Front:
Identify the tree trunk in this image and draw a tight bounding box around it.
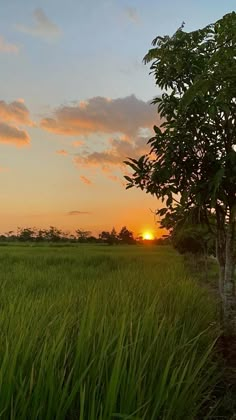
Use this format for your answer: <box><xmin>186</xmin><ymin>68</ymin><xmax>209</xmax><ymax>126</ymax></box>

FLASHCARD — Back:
<box><xmin>216</xmin><ymin>206</ymin><xmax>236</xmax><ymax>335</ymax></box>
<box><xmin>216</xmin><ymin>209</ymin><xmax>226</xmax><ymax>301</ymax></box>
<box><xmin>218</xmin><ymin>265</ymin><xmax>225</xmax><ymax>297</ymax></box>
<box><xmin>222</xmin><ymin>219</ymin><xmax>236</xmax><ymax>335</ymax></box>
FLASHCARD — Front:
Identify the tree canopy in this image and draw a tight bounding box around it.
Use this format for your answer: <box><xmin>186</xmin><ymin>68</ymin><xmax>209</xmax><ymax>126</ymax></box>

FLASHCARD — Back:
<box><xmin>125</xmin><ymin>12</ymin><xmax>236</xmax><ymax>333</ymax></box>
<box><xmin>126</xmin><ymin>12</ymin><xmax>236</xmax><ymax>213</ymax></box>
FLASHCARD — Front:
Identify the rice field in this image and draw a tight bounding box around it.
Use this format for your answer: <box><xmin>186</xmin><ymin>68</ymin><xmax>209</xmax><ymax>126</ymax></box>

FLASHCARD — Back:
<box><xmin>0</xmin><ymin>245</ymin><xmax>218</xmax><ymax>419</ymax></box>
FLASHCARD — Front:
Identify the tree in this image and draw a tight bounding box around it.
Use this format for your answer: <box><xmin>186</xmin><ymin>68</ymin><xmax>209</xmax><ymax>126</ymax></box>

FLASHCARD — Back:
<box><xmin>75</xmin><ymin>229</ymin><xmax>91</xmax><ymax>243</ymax></box>
<box><xmin>43</xmin><ymin>226</ymin><xmax>62</xmax><ymax>242</ymax></box>
<box><xmin>125</xmin><ymin>12</ymin><xmax>236</xmax><ymax>334</ymax></box>
<box><xmin>17</xmin><ymin>227</ymin><xmax>36</xmax><ymax>242</ymax></box>
<box><xmin>118</xmin><ymin>226</ymin><xmax>135</xmax><ymax>244</ymax></box>
<box><xmin>160</xmin><ymin>205</ymin><xmax>215</xmax><ymax>256</ymax></box>
<box><xmin>5</xmin><ymin>231</ymin><xmax>16</xmax><ymax>241</ymax></box>
<box><xmin>99</xmin><ymin>228</ymin><xmax>118</xmax><ymax>245</ymax></box>
<box><xmin>35</xmin><ymin>229</ymin><xmax>45</xmax><ymax>242</ymax></box>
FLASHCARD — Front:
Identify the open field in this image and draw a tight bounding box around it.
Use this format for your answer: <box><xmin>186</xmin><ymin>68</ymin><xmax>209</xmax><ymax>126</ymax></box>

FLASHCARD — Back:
<box><xmin>0</xmin><ymin>245</ymin><xmax>219</xmax><ymax>419</ymax></box>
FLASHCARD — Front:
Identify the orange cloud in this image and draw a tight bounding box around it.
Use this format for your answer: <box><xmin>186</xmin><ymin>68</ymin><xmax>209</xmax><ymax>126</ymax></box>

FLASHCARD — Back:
<box><xmin>40</xmin><ymin>95</ymin><xmax>158</xmax><ymax>138</ymax></box>
<box><xmin>80</xmin><ymin>175</ymin><xmax>92</xmax><ymax>185</ymax></box>
<box><xmin>67</xmin><ymin>210</ymin><xmax>91</xmax><ymax>215</ymax></box>
<box><xmin>74</xmin><ymin>136</ymin><xmax>149</xmax><ymax>171</ymax></box>
<box><xmin>56</xmin><ymin>149</ymin><xmax>68</xmax><ymax>156</ymax></box>
<box><xmin>41</xmin><ymin>95</ymin><xmax>160</xmax><ymax>182</ymax></box>
<box><xmin>0</xmin><ymin>122</ymin><xmax>30</xmax><ymax>147</ymax></box>
<box><xmin>0</xmin><ymin>36</ymin><xmax>19</xmax><ymax>53</ymax></box>
<box><xmin>0</xmin><ymin>99</ymin><xmax>33</xmax><ymax>147</ymax></box>
<box><xmin>0</xmin><ymin>100</ymin><xmax>34</xmax><ymax>126</ymax></box>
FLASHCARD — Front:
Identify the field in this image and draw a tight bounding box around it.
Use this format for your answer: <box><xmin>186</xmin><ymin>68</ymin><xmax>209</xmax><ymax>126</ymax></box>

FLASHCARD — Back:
<box><xmin>0</xmin><ymin>245</ymin><xmax>219</xmax><ymax>419</ymax></box>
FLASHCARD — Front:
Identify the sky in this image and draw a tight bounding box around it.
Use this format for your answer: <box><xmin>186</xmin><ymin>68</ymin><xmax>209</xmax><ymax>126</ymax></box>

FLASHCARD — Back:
<box><xmin>0</xmin><ymin>0</ymin><xmax>235</xmax><ymax>237</ymax></box>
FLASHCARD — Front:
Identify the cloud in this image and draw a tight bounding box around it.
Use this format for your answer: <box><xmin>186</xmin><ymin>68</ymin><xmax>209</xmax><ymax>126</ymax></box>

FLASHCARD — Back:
<box><xmin>15</xmin><ymin>8</ymin><xmax>61</xmax><ymax>41</ymax></box>
<box><xmin>40</xmin><ymin>95</ymin><xmax>158</xmax><ymax>138</ymax></box>
<box><xmin>0</xmin><ymin>99</ymin><xmax>33</xmax><ymax>147</ymax></box>
<box><xmin>0</xmin><ymin>36</ymin><xmax>19</xmax><ymax>53</ymax></box>
<box><xmin>0</xmin><ymin>100</ymin><xmax>34</xmax><ymax>126</ymax></box>
<box><xmin>67</xmin><ymin>210</ymin><xmax>91</xmax><ymax>216</ymax></box>
<box><xmin>41</xmin><ymin>94</ymin><xmax>160</xmax><ymax>181</ymax></box>
<box><xmin>80</xmin><ymin>175</ymin><xmax>92</xmax><ymax>185</ymax></box>
<box><xmin>74</xmin><ymin>135</ymin><xmax>149</xmax><ymax>170</ymax></box>
<box><xmin>56</xmin><ymin>149</ymin><xmax>68</xmax><ymax>156</ymax></box>
<box><xmin>0</xmin><ymin>122</ymin><xmax>30</xmax><ymax>147</ymax></box>
<box><xmin>124</xmin><ymin>7</ymin><xmax>140</xmax><ymax>23</ymax></box>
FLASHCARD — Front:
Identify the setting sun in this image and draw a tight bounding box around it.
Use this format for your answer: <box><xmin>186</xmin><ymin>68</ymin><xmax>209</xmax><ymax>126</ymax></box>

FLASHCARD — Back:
<box><xmin>142</xmin><ymin>231</ymin><xmax>154</xmax><ymax>240</ymax></box>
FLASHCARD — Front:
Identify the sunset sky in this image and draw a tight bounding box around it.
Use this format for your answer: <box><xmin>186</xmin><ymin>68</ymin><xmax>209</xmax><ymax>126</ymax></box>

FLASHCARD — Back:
<box><xmin>0</xmin><ymin>0</ymin><xmax>235</xmax><ymax>237</ymax></box>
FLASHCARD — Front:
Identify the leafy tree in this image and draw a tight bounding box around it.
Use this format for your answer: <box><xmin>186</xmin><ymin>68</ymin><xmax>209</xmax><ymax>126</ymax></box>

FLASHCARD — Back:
<box><xmin>154</xmin><ymin>235</ymin><xmax>171</xmax><ymax>246</ymax></box>
<box><xmin>99</xmin><ymin>231</ymin><xmax>110</xmax><ymax>243</ymax></box>
<box><xmin>118</xmin><ymin>226</ymin><xmax>135</xmax><ymax>244</ymax></box>
<box><xmin>75</xmin><ymin>229</ymin><xmax>91</xmax><ymax>243</ymax></box>
<box><xmin>160</xmin><ymin>205</ymin><xmax>215</xmax><ymax>255</ymax></box>
<box><xmin>86</xmin><ymin>235</ymin><xmax>98</xmax><ymax>243</ymax></box>
<box><xmin>4</xmin><ymin>231</ymin><xmax>16</xmax><ymax>241</ymax></box>
<box><xmin>17</xmin><ymin>227</ymin><xmax>36</xmax><ymax>242</ymax></box>
<box><xmin>125</xmin><ymin>12</ymin><xmax>236</xmax><ymax>333</ymax></box>
<box><xmin>43</xmin><ymin>226</ymin><xmax>62</xmax><ymax>242</ymax></box>
<box><xmin>172</xmin><ymin>221</ymin><xmax>215</xmax><ymax>257</ymax></box>
<box><xmin>99</xmin><ymin>228</ymin><xmax>118</xmax><ymax>245</ymax></box>
<box><xmin>35</xmin><ymin>229</ymin><xmax>45</xmax><ymax>242</ymax></box>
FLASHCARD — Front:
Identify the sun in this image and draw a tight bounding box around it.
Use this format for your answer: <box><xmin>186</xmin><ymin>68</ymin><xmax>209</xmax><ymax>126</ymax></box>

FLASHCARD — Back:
<box><xmin>143</xmin><ymin>231</ymin><xmax>154</xmax><ymax>240</ymax></box>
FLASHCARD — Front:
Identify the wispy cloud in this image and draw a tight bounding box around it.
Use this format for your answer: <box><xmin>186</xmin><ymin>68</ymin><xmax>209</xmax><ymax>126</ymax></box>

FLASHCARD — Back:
<box><xmin>15</xmin><ymin>8</ymin><xmax>61</xmax><ymax>41</ymax></box>
<box><xmin>124</xmin><ymin>7</ymin><xmax>140</xmax><ymax>24</ymax></box>
<box><xmin>56</xmin><ymin>149</ymin><xmax>68</xmax><ymax>156</ymax></box>
<box><xmin>67</xmin><ymin>210</ymin><xmax>91</xmax><ymax>216</ymax></box>
<box><xmin>80</xmin><ymin>175</ymin><xmax>92</xmax><ymax>185</ymax></box>
<box><xmin>0</xmin><ymin>36</ymin><xmax>19</xmax><ymax>54</ymax></box>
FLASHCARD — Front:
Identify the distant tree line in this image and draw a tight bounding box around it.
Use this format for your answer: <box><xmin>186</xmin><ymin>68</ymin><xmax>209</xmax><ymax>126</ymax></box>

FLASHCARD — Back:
<box><xmin>0</xmin><ymin>226</ymin><xmax>168</xmax><ymax>245</ymax></box>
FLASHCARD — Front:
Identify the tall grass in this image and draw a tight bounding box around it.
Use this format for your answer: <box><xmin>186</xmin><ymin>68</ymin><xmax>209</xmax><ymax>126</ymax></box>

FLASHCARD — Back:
<box><xmin>0</xmin><ymin>245</ymin><xmax>218</xmax><ymax>419</ymax></box>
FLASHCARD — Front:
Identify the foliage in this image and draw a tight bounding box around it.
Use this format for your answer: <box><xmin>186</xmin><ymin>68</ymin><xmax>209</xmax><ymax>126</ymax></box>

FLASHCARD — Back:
<box><xmin>160</xmin><ymin>205</ymin><xmax>216</xmax><ymax>255</ymax></box>
<box><xmin>172</xmin><ymin>224</ymin><xmax>214</xmax><ymax>255</ymax></box>
<box><xmin>17</xmin><ymin>227</ymin><xmax>36</xmax><ymax>242</ymax></box>
<box><xmin>0</xmin><ymin>245</ymin><xmax>218</xmax><ymax>419</ymax></box>
<box><xmin>125</xmin><ymin>12</ymin><xmax>236</xmax><ymax>332</ymax></box>
<box><xmin>99</xmin><ymin>228</ymin><xmax>119</xmax><ymax>245</ymax></box>
<box><xmin>118</xmin><ymin>226</ymin><xmax>135</xmax><ymax>244</ymax></box>
<box><xmin>99</xmin><ymin>227</ymin><xmax>136</xmax><ymax>245</ymax></box>
<box><xmin>75</xmin><ymin>229</ymin><xmax>92</xmax><ymax>243</ymax></box>
<box><xmin>0</xmin><ymin>226</ymin><xmax>136</xmax><ymax>245</ymax></box>
<box><xmin>126</xmin><ymin>12</ymin><xmax>236</xmax><ymax>213</ymax></box>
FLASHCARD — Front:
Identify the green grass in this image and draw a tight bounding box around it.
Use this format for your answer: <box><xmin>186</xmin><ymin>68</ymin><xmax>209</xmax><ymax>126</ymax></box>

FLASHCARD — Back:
<box><xmin>0</xmin><ymin>245</ymin><xmax>218</xmax><ymax>419</ymax></box>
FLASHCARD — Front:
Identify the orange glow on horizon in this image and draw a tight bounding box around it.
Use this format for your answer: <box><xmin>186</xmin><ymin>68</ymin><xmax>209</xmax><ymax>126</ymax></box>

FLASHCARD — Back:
<box><xmin>142</xmin><ymin>231</ymin><xmax>154</xmax><ymax>240</ymax></box>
